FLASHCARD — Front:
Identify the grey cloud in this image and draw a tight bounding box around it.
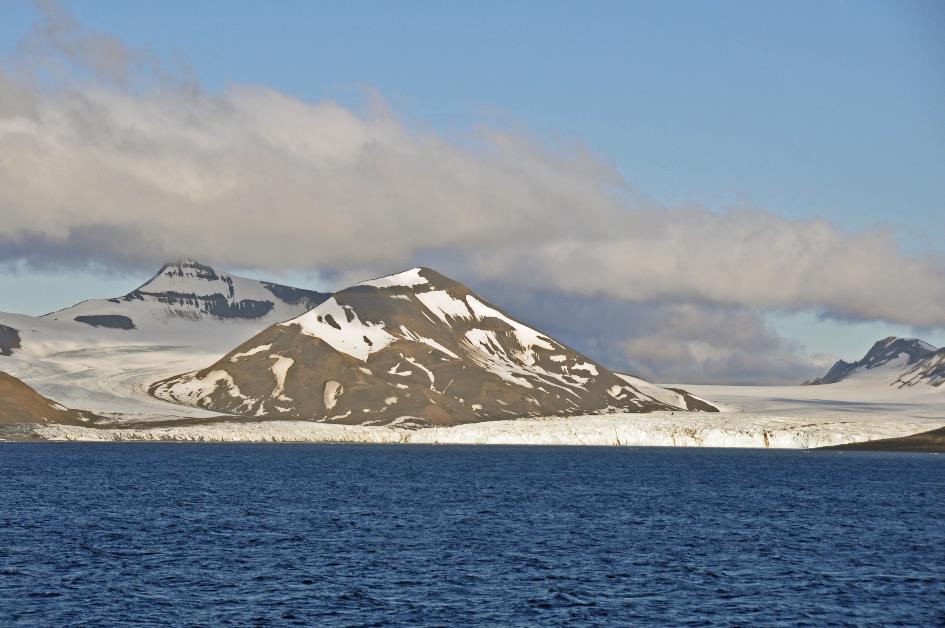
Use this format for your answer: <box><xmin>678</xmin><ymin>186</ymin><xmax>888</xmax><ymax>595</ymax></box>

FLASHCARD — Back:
<box><xmin>0</xmin><ymin>224</ymin><xmax>164</xmax><ymax>273</ymax></box>
<box><xmin>467</xmin><ymin>282</ymin><xmax>824</xmax><ymax>384</ymax></box>
<box><xmin>616</xmin><ymin>305</ymin><xmax>825</xmax><ymax>385</ymax></box>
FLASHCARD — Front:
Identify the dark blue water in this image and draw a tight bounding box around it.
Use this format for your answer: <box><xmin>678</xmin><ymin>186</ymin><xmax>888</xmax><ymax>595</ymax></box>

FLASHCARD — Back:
<box><xmin>1</xmin><ymin>445</ymin><xmax>943</xmax><ymax>626</ymax></box>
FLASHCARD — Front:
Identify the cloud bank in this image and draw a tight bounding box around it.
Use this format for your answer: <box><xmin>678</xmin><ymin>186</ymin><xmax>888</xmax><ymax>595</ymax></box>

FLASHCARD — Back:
<box><xmin>1</xmin><ymin>2</ymin><xmax>941</xmax><ymax>382</ymax></box>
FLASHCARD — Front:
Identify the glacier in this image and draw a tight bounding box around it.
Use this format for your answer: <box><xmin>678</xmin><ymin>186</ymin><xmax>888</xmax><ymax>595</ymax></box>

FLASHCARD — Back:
<box><xmin>27</xmin><ymin>410</ymin><xmax>943</xmax><ymax>447</ymax></box>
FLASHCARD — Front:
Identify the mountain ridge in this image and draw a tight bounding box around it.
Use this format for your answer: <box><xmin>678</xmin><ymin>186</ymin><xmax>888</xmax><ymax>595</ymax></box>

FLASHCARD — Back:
<box><xmin>806</xmin><ymin>336</ymin><xmax>944</xmax><ymax>389</ymax></box>
<box><xmin>53</xmin><ymin>258</ymin><xmax>331</xmax><ymax>324</ymax></box>
<box><xmin>0</xmin><ymin>259</ymin><xmax>333</xmax><ymax>358</ymax></box>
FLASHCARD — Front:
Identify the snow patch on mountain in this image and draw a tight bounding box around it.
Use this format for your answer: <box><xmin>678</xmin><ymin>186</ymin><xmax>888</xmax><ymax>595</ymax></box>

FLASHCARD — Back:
<box><xmin>415</xmin><ymin>290</ymin><xmax>473</xmax><ymax>323</ymax></box>
<box><xmin>269</xmin><ymin>356</ymin><xmax>294</xmax><ymax>400</ymax></box>
<box><xmin>160</xmin><ymin>369</ymin><xmax>243</xmax><ymax>409</ymax></box>
<box><xmin>230</xmin><ymin>344</ymin><xmax>272</xmax><ymax>362</ymax></box>
<box><xmin>465</xmin><ymin>295</ymin><xmax>554</xmax><ymax>360</ymax></box>
<box><xmin>323</xmin><ymin>381</ymin><xmax>343</xmax><ymax>410</ymax></box>
<box><xmin>291</xmin><ymin>297</ymin><xmax>397</xmax><ymax>361</ymax></box>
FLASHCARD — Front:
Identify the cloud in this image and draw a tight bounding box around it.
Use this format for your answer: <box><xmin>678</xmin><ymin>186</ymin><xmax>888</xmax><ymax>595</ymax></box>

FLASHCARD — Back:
<box><xmin>0</xmin><ymin>3</ymin><xmax>941</xmax><ymax>382</ymax></box>
<box><xmin>615</xmin><ymin>305</ymin><xmax>830</xmax><ymax>385</ymax></box>
<box><xmin>12</xmin><ymin>0</ymin><xmax>163</xmax><ymax>85</ymax></box>
<box><xmin>467</xmin><ymin>283</ymin><xmax>827</xmax><ymax>384</ymax></box>
<box><xmin>2</xmin><ymin>66</ymin><xmax>943</xmax><ymax>326</ymax></box>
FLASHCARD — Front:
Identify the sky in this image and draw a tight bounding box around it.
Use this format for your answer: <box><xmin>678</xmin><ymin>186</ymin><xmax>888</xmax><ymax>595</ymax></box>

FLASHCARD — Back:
<box><xmin>0</xmin><ymin>0</ymin><xmax>943</xmax><ymax>382</ymax></box>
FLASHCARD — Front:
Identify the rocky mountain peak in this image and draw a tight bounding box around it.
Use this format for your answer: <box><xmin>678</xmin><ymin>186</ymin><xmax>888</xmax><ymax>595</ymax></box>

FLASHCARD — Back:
<box><xmin>806</xmin><ymin>336</ymin><xmax>940</xmax><ymax>386</ymax></box>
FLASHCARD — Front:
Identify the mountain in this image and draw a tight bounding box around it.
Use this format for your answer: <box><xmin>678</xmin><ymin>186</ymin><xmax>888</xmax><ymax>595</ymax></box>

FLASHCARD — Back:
<box><xmin>0</xmin><ymin>260</ymin><xmax>332</xmax><ymax>417</ymax></box>
<box><xmin>894</xmin><ymin>348</ymin><xmax>945</xmax><ymax>388</ymax></box>
<box><xmin>45</xmin><ymin>258</ymin><xmax>331</xmax><ymax>328</ymax></box>
<box><xmin>151</xmin><ymin>267</ymin><xmax>718</xmax><ymax>426</ymax></box>
<box><xmin>806</xmin><ymin>337</ymin><xmax>944</xmax><ymax>389</ymax></box>
<box><xmin>0</xmin><ymin>259</ymin><xmax>331</xmax><ymax>355</ymax></box>
<box><xmin>0</xmin><ymin>371</ymin><xmax>100</xmax><ymax>426</ymax></box>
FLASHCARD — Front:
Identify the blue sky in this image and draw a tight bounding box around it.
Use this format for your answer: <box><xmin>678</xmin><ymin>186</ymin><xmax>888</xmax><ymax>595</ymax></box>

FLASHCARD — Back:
<box><xmin>1</xmin><ymin>0</ymin><xmax>944</xmax><ymax>369</ymax></box>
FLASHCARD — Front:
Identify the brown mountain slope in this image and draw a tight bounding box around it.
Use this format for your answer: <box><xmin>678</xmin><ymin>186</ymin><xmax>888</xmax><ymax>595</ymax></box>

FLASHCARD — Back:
<box><xmin>0</xmin><ymin>372</ymin><xmax>100</xmax><ymax>426</ymax></box>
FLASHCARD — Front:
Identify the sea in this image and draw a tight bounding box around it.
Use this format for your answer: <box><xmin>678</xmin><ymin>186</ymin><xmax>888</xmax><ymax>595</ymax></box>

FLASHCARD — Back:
<box><xmin>1</xmin><ymin>444</ymin><xmax>943</xmax><ymax>626</ymax></box>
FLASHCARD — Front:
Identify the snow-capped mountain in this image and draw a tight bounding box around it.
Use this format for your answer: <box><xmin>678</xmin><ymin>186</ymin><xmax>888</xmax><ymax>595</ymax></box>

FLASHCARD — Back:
<box><xmin>0</xmin><ymin>259</ymin><xmax>331</xmax><ymax>356</ymax></box>
<box><xmin>806</xmin><ymin>337</ymin><xmax>944</xmax><ymax>389</ymax></box>
<box><xmin>0</xmin><ymin>260</ymin><xmax>331</xmax><ymax>417</ymax></box>
<box><xmin>48</xmin><ymin>258</ymin><xmax>331</xmax><ymax>327</ymax></box>
<box><xmin>152</xmin><ymin>267</ymin><xmax>718</xmax><ymax>425</ymax></box>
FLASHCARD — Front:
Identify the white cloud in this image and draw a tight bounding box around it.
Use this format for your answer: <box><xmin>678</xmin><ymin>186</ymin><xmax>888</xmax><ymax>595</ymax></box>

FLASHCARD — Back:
<box><xmin>1</xmin><ymin>2</ymin><xmax>943</xmax><ymax>383</ymax></box>
<box><xmin>2</xmin><ymin>68</ymin><xmax>942</xmax><ymax>327</ymax></box>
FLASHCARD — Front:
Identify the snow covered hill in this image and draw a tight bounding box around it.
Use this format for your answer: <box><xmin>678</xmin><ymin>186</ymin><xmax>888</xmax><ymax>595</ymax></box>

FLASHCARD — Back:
<box><xmin>0</xmin><ymin>260</ymin><xmax>330</xmax><ymax>417</ymax></box>
<box><xmin>806</xmin><ymin>336</ymin><xmax>945</xmax><ymax>389</ymax></box>
<box><xmin>152</xmin><ymin>267</ymin><xmax>718</xmax><ymax>425</ymax></box>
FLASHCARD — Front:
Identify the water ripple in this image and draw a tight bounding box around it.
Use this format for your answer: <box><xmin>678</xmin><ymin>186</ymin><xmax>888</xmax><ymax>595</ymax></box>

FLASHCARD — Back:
<box><xmin>0</xmin><ymin>444</ymin><xmax>943</xmax><ymax>625</ymax></box>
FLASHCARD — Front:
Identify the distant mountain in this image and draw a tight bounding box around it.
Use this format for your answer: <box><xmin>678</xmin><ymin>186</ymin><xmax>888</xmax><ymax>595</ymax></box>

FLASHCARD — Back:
<box><xmin>0</xmin><ymin>259</ymin><xmax>331</xmax><ymax>356</ymax></box>
<box><xmin>0</xmin><ymin>371</ymin><xmax>99</xmax><ymax>426</ymax></box>
<box><xmin>152</xmin><ymin>267</ymin><xmax>718</xmax><ymax>426</ymax></box>
<box><xmin>0</xmin><ymin>260</ymin><xmax>333</xmax><ymax>416</ymax></box>
<box><xmin>806</xmin><ymin>336</ymin><xmax>944</xmax><ymax>389</ymax></box>
<box><xmin>48</xmin><ymin>258</ymin><xmax>331</xmax><ymax>326</ymax></box>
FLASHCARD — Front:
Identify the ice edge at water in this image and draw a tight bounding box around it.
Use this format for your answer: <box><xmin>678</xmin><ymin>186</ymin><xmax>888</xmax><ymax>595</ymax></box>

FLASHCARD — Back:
<box><xmin>26</xmin><ymin>411</ymin><xmax>945</xmax><ymax>448</ymax></box>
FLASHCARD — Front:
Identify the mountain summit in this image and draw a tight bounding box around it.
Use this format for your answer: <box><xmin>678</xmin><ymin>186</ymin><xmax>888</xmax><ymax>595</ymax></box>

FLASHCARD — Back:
<box><xmin>806</xmin><ymin>336</ymin><xmax>944</xmax><ymax>388</ymax></box>
<box><xmin>152</xmin><ymin>267</ymin><xmax>717</xmax><ymax>425</ymax></box>
<box><xmin>37</xmin><ymin>259</ymin><xmax>331</xmax><ymax>330</ymax></box>
<box><xmin>103</xmin><ymin>258</ymin><xmax>329</xmax><ymax>322</ymax></box>
<box><xmin>0</xmin><ymin>260</ymin><xmax>334</xmax><ymax>415</ymax></box>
